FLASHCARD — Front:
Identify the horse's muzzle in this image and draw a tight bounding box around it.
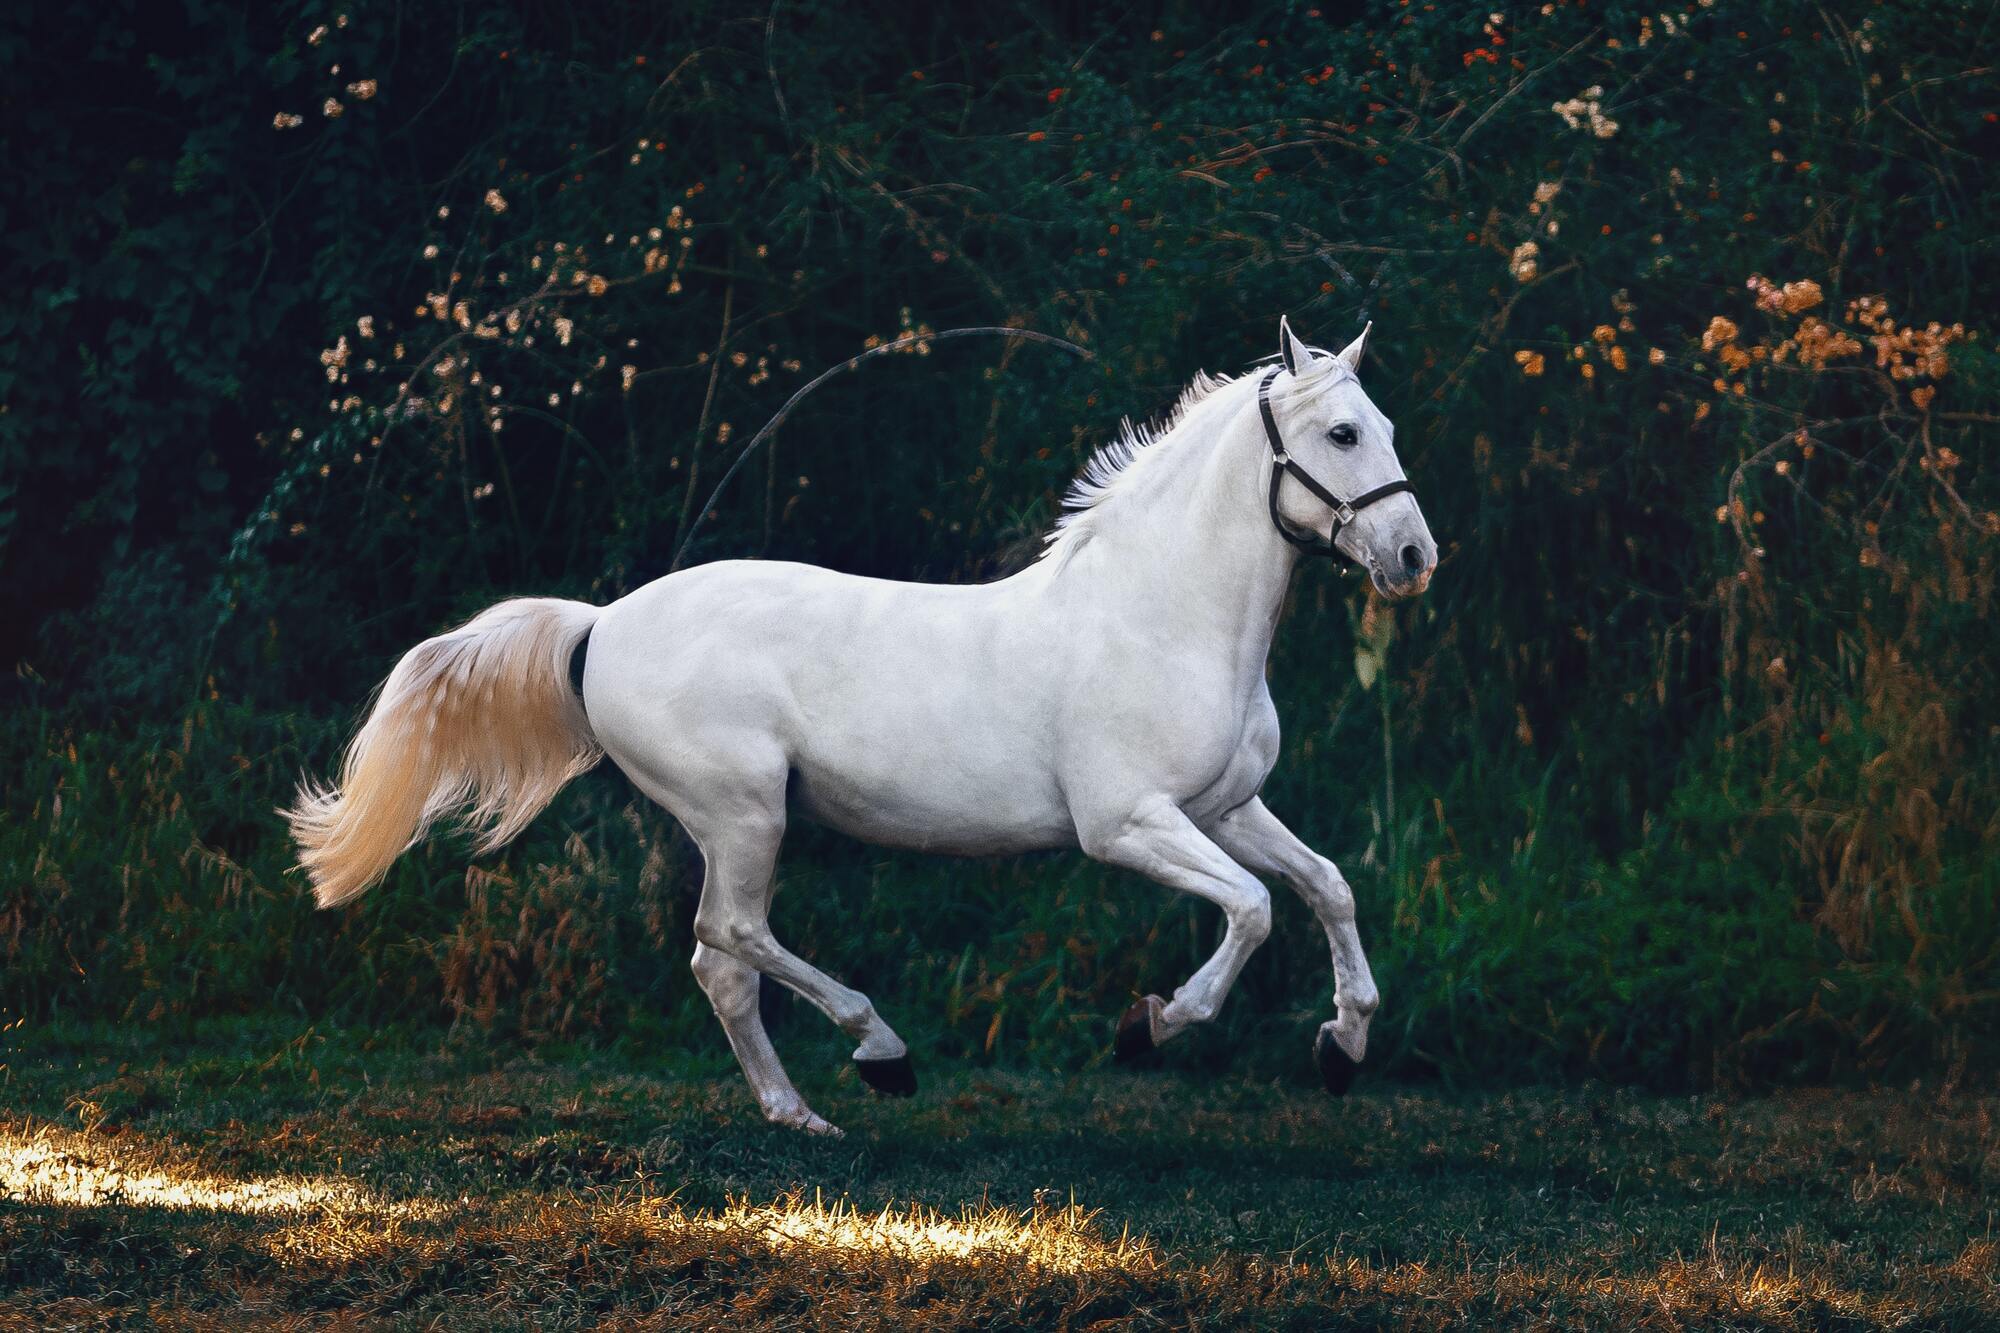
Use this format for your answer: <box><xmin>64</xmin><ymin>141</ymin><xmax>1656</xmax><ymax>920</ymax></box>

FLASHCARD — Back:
<box><xmin>1370</xmin><ymin>535</ymin><xmax>1436</xmax><ymax>599</ymax></box>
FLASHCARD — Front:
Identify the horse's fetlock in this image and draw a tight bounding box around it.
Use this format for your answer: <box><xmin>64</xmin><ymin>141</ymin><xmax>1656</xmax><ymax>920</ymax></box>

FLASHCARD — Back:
<box><xmin>1173</xmin><ymin>991</ymin><xmax>1220</xmax><ymax>1026</ymax></box>
<box><xmin>832</xmin><ymin>995</ymin><xmax>876</xmax><ymax>1034</ymax></box>
<box><xmin>759</xmin><ymin>1091</ymin><xmax>809</xmax><ymax>1124</ymax></box>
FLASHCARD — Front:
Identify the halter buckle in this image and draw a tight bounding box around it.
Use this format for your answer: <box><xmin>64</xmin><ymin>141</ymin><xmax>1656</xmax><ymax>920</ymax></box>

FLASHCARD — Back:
<box><xmin>1271</xmin><ymin>449</ymin><xmax>1289</xmax><ymax>466</ymax></box>
<box><xmin>1334</xmin><ymin>502</ymin><xmax>1356</xmax><ymax>526</ymax></box>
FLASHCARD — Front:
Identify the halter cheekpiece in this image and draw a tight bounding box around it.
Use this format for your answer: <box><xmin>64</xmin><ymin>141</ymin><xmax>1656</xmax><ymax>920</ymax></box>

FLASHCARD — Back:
<box><xmin>1256</xmin><ymin>364</ymin><xmax>1414</xmax><ymax>566</ymax></box>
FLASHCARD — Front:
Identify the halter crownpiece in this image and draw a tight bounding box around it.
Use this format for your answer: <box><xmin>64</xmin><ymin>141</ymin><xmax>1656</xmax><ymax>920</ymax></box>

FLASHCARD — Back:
<box><xmin>1256</xmin><ymin>365</ymin><xmax>1415</xmax><ymax>563</ymax></box>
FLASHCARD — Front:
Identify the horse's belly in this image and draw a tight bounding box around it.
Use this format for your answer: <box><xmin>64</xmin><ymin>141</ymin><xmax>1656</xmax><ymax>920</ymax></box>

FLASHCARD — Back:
<box><xmin>790</xmin><ymin>763</ymin><xmax>1074</xmax><ymax>855</ymax></box>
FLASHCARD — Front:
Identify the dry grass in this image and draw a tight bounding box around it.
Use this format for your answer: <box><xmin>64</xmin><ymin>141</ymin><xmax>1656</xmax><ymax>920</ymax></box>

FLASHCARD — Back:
<box><xmin>0</xmin><ymin>1024</ymin><xmax>1994</xmax><ymax>1329</ymax></box>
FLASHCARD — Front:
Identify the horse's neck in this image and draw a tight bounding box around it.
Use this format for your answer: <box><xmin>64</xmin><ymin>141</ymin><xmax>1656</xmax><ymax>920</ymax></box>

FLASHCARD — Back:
<box><xmin>1062</xmin><ymin>392</ymin><xmax>1298</xmax><ymax>685</ymax></box>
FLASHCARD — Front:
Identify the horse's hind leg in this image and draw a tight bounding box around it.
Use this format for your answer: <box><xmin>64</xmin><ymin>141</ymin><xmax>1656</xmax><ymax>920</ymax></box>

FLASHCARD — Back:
<box><xmin>689</xmin><ymin>942</ymin><xmax>836</xmax><ymax>1134</ymax></box>
<box><xmin>685</xmin><ymin>790</ymin><xmax>915</xmax><ymax>1122</ymax></box>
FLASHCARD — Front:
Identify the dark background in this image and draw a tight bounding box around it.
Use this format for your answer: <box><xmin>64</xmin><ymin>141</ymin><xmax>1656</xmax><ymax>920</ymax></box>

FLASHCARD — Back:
<box><xmin>2</xmin><ymin>0</ymin><xmax>1994</xmax><ymax>1088</ymax></box>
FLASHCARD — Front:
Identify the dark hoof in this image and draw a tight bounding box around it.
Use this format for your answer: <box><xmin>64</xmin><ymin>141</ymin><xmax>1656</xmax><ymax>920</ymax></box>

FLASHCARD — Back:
<box><xmin>1114</xmin><ymin>995</ymin><xmax>1165</xmax><ymax>1064</ymax></box>
<box><xmin>855</xmin><ymin>1053</ymin><xmax>917</xmax><ymax>1097</ymax></box>
<box><xmin>1314</xmin><ymin>1027</ymin><xmax>1360</xmax><ymax>1096</ymax></box>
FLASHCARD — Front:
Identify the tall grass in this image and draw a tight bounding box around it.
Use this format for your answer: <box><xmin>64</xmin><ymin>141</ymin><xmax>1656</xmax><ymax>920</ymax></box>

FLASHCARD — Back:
<box><xmin>4</xmin><ymin>683</ymin><xmax>1991</xmax><ymax>1088</ymax></box>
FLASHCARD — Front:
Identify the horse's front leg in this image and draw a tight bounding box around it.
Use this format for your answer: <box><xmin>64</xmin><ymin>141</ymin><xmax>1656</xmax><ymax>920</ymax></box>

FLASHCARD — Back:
<box><xmin>1207</xmin><ymin>797</ymin><xmax>1379</xmax><ymax>1094</ymax></box>
<box><xmin>1079</xmin><ymin>795</ymin><xmax>1274</xmax><ymax>1056</ymax></box>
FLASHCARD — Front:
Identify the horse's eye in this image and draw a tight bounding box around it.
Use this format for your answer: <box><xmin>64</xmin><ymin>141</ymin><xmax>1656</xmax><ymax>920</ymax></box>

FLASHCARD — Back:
<box><xmin>1329</xmin><ymin>424</ymin><xmax>1359</xmax><ymax>448</ymax></box>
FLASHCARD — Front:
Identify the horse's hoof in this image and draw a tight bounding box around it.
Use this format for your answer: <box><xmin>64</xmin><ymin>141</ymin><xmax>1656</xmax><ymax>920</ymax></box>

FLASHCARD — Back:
<box><xmin>1114</xmin><ymin>995</ymin><xmax>1165</xmax><ymax>1063</ymax></box>
<box><xmin>1314</xmin><ymin>1026</ymin><xmax>1360</xmax><ymax>1096</ymax></box>
<box><xmin>855</xmin><ymin>1053</ymin><xmax>917</xmax><ymax>1097</ymax></box>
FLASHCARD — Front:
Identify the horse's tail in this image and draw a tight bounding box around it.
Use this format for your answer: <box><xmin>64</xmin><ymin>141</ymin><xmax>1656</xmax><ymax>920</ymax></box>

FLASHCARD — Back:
<box><xmin>287</xmin><ymin>597</ymin><xmax>602</xmax><ymax>909</ymax></box>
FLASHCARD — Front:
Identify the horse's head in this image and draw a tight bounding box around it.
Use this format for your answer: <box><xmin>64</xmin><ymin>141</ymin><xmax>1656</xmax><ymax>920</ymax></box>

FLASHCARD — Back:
<box><xmin>1264</xmin><ymin>317</ymin><xmax>1436</xmax><ymax>599</ymax></box>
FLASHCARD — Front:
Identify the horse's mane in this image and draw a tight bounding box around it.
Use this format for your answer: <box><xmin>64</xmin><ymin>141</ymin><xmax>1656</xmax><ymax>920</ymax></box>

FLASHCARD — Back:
<box><xmin>1049</xmin><ymin>370</ymin><xmax>1233</xmax><ymax>532</ymax></box>
<box><xmin>1041</xmin><ymin>351</ymin><xmax>1351</xmax><ymax>566</ymax></box>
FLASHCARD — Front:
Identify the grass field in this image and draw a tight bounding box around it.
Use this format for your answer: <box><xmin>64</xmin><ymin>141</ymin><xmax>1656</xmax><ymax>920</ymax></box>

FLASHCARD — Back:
<box><xmin>0</xmin><ymin>1021</ymin><xmax>1993</xmax><ymax>1330</ymax></box>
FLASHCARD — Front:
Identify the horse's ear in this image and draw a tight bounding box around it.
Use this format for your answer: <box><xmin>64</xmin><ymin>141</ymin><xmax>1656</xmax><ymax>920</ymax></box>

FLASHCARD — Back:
<box><xmin>1278</xmin><ymin>315</ymin><xmax>1311</xmax><ymax>376</ymax></box>
<box><xmin>1336</xmin><ymin>321</ymin><xmax>1373</xmax><ymax>376</ymax></box>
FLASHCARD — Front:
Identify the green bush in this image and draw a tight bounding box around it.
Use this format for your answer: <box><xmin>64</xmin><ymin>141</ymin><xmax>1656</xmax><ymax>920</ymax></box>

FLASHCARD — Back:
<box><xmin>3</xmin><ymin>0</ymin><xmax>1994</xmax><ymax>1087</ymax></box>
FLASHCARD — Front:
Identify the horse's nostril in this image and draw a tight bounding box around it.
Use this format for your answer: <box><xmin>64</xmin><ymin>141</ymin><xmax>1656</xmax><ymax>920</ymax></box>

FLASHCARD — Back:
<box><xmin>1399</xmin><ymin>544</ymin><xmax>1424</xmax><ymax>577</ymax></box>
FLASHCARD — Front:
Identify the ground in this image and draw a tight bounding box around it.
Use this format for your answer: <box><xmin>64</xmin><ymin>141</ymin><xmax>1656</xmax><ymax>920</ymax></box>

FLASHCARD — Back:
<box><xmin>0</xmin><ymin>1022</ymin><xmax>1993</xmax><ymax>1330</ymax></box>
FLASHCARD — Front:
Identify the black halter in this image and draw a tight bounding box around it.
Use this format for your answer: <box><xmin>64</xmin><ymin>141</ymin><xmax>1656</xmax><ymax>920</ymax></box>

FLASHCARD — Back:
<box><xmin>1256</xmin><ymin>366</ymin><xmax>1414</xmax><ymax>565</ymax></box>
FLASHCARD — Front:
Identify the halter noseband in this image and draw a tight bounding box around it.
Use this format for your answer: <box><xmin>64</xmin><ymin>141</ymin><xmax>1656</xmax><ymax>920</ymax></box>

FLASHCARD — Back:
<box><xmin>1256</xmin><ymin>365</ymin><xmax>1414</xmax><ymax>566</ymax></box>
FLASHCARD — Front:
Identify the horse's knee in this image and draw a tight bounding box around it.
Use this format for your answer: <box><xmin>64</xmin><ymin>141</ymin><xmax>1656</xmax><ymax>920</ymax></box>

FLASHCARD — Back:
<box><xmin>1317</xmin><ymin>866</ymin><xmax>1356</xmax><ymax>922</ymax></box>
<box><xmin>1234</xmin><ymin>885</ymin><xmax>1274</xmax><ymax>946</ymax></box>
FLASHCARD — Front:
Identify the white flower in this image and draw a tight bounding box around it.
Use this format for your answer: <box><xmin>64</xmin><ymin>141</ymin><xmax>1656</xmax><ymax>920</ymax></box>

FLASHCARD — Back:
<box><xmin>1551</xmin><ymin>86</ymin><xmax>1618</xmax><ymax>138</ymax></box>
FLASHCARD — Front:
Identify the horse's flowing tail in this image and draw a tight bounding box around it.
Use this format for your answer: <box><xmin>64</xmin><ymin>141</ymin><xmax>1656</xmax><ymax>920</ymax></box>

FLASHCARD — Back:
<box><xmin>287</xmin><ymin>597</ymin><xmax>603</xmax><ymax>909</ymax></box>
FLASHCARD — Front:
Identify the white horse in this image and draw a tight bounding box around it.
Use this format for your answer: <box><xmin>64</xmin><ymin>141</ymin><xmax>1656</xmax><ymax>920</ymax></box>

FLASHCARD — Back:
<box><xmin>289</xmin><ymin>317</ymin><xmax>1436</xmax><ymax>1134</ymax></box>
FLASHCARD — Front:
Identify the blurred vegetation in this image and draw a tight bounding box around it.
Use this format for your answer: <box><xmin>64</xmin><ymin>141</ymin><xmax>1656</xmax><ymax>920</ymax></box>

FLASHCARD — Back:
<box><xmin>2</xmin><ymin>0</ymin><xmax>1995</xmax><ymax>1089</ymax></box>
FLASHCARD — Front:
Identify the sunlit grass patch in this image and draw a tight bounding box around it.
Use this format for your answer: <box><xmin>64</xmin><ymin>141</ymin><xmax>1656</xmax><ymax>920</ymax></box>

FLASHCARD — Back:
<box><xmin>0</xmin><ymin>1121</ymin><xmax>423</xmax><ymax>1221</ymax></box>
<box><xmin>685</xmin><ymin>1191</ymin><xmax>1152</xmax><ymax>1276</ymax></box>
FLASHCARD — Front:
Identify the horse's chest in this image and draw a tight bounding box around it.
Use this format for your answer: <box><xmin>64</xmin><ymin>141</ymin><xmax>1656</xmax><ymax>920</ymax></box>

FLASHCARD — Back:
<box><xmin>1120</xmin><ymin>684</ymin><xmax>1278</xmax><ymax>818</ymax></box>
<box><xmin>1183</xmin><ymin>698</ymin><xmax>1279</xmax><ymax>819</ymax></box>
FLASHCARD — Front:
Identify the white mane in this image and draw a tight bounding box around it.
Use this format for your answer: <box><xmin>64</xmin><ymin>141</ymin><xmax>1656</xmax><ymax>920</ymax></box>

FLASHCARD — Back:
<box><xmin>1055</xmin><ymin>370</ymin><xmax>1232</xmax><ymax>521</ymax></box>
<box><xmin>1042</xmin><ymin>352</ymin><xmax>1354</xmax><ymax>563</ymax></box>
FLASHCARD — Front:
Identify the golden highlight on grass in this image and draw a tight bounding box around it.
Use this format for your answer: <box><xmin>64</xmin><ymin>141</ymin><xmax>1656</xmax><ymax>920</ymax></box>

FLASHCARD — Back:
<box><xmin>686</xmin><ymin>1191</ymin><xmax>1153</xmax><ymax>1276</ymax></box>
<box><xmin>0</xmin><ymin>1124</ymin><xmax>418</xmax><ymax>1221</ymax></box>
